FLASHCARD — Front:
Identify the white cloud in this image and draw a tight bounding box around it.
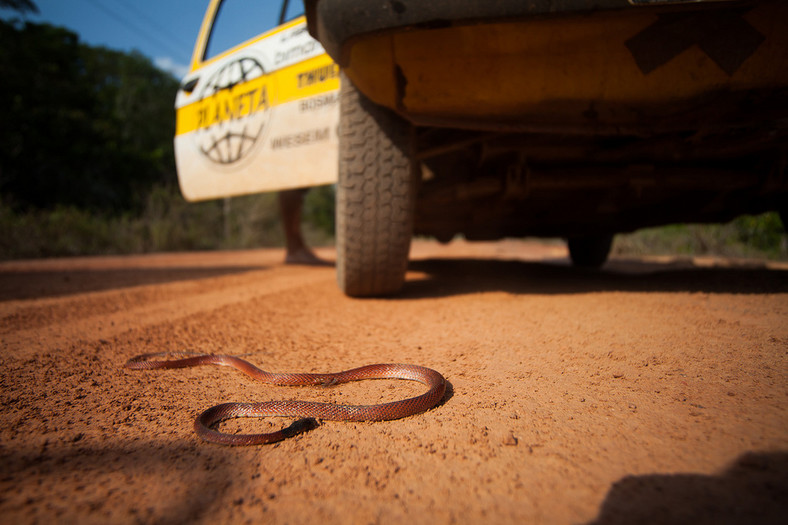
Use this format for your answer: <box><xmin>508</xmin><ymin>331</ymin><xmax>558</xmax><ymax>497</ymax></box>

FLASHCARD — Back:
<box><xmin>154</xmin><ymin>56</ymin><xmax>190</xmax><ymax>79</ymax></box>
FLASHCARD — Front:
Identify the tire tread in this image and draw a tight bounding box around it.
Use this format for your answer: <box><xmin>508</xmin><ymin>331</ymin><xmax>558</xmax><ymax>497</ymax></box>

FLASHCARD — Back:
<box><xmin>336</xmin><ymin>73</ymin><xmax>415</xmax><ymax>296</ymax></box>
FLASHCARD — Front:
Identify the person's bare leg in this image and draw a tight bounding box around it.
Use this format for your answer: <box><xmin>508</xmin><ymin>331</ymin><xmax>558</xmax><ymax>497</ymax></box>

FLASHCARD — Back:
<box><xmin>279</xmin><ymin>189</ymin><xmax>331</xmax><ymax>265</ymax></box>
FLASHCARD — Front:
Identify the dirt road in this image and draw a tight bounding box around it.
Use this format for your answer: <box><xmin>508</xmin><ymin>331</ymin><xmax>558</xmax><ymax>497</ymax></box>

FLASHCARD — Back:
<box><xmin>1</xmin><ymin>239</ymin><xmax>787</xmax><ymax>524</ymax></box>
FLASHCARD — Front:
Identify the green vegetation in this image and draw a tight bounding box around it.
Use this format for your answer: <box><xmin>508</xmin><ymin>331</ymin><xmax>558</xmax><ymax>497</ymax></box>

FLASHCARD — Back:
<box><xmin>0</xmin><ymin>184</ymin><xmax>336</xmax><ymax>259</ymax></box>
<box><xmin>0</xmin><ymin>19</ymin><xmax>178</xmax><ymax>213</ymax></box>
<box><xmin>614</xmin><ymin>212</ymin><xmax>787</xmax><ymax>260</ymax></box>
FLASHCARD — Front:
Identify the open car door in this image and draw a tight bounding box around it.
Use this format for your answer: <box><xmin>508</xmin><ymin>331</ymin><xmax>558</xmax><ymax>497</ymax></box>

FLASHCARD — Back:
<box><xmin>174</xmin><ymin>0</ymin><xmax>339</xmax><ymax>201</ymax></box>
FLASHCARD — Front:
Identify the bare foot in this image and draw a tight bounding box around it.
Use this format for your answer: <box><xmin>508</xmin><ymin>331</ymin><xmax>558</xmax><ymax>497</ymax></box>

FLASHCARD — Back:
<box><xmin>285</xmin><ymin>248</ymin><xmax>334</xmax><ymax>266</ymax></box>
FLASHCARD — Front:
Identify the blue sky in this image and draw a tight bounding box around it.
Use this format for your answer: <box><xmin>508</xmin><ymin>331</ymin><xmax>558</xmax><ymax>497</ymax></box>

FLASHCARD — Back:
<box><xmin>0</xmin><ymin>0</ymin><xmax>286</xmax><ymax>79</ymax></box>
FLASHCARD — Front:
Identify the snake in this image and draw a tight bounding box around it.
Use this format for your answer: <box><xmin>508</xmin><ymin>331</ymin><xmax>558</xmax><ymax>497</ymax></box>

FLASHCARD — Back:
<box><xmin>124</xmin><ymin>353</ymin><xmax>446</xmax><ymax>446</ymax></box>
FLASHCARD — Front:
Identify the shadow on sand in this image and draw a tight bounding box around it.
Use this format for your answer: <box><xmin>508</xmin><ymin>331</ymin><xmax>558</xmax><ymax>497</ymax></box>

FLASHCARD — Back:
<box><xmin>586</xmin><ymin>451</ymin><xmax>788</xmax><ymax>525</ymax></box>
<box><xmin>0</xmin><ymin>265</ymin><xmax>264</xmax><ymax>301</ymax></box>
<box><xmin>401</xmin><ymin>257</ymin><xmax>788</xmax><ymax>298</ymax></box>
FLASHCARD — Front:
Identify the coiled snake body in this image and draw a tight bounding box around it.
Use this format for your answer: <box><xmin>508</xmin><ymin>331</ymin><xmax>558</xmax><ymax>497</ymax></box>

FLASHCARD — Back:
<box><xmin>124</xmin><ymin>353</ymin><xmax>446</xmax><ymax>446</ymax></box>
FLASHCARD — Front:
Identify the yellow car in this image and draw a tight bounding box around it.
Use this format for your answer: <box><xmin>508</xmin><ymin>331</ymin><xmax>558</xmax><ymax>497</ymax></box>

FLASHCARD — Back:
<box><xmin>177</xmin><ymin>1</ymin><xmax>788</xmax><ymax>297</ymax></box>
<box><xmin>307</xmin><ymin>0</ymin><xmax>788</xmax><ymax>295</ymax></box>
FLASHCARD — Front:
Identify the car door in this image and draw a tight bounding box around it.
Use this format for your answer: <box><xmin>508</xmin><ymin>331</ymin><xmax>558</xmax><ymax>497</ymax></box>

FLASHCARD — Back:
<box><xmin>174</xmin><ymin>0</ymin><xmax>339</xmax><ymax>202</ymax></box>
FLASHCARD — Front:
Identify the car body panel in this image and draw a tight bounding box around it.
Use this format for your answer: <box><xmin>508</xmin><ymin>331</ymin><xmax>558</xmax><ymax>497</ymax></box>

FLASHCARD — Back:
<box><xmin>174</xmin><ymin>1</ymin><xmax>339</xmax><ymax>202</ymax></box>
<box><xmin>313</xmin><ymin>0</ymin><xmax>788</xmax><ymax>134</ymax></box>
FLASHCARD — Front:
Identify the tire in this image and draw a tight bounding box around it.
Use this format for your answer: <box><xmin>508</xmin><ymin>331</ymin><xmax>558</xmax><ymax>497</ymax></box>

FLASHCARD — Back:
<box><xmin>567</xmin><ymin>235</ymin><xmax>614</xmax><ymax>268</ymax></box>
<box><xmin>336</xmin><ymin>73</ymin><xmax>417</xmax><ymax>297</ymax></box>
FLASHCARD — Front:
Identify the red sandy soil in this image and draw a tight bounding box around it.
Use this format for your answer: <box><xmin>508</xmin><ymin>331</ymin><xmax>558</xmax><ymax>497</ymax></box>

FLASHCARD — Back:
<box><xmin>1</xmin><ymin>239</ymin><xmax>786</xmax><ymax>524</ymax></box>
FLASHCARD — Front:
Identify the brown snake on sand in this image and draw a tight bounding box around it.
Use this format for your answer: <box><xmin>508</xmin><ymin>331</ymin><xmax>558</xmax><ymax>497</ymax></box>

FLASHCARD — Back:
<box><xmin>124</xmin><ymin>353</ymin><xmax>447</xmax><ymax>446</ymax></box>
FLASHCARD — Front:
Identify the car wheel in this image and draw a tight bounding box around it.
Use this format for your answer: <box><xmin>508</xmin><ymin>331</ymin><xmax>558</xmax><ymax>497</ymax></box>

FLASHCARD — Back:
<box><xmin>567</xmin><ymin>235</ymin><xmax>614</xmax><ymax>268</ymax></box>
<box><xmin>336</xmin><ymin>73</ymin><xmax>417</xmax><ymax>297</ymax></box>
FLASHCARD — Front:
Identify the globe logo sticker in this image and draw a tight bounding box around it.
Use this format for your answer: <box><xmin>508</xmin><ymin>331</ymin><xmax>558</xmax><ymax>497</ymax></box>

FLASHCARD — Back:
<box><xmin>193</xmin><ymin>57</ymin><xmax>271</xmax><ymax>166</ymax></box>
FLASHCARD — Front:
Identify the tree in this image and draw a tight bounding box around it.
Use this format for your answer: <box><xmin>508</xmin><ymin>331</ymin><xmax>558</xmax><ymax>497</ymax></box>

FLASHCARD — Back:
<box><xmin>0</xmin><ymin>0</ymin><xmax>38</xmax><ymax>14</ymax></box>
<box><xmin>0</xmin><ymin>19</ymin><xmax>180</xmax><ymax>213</ymax></box>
